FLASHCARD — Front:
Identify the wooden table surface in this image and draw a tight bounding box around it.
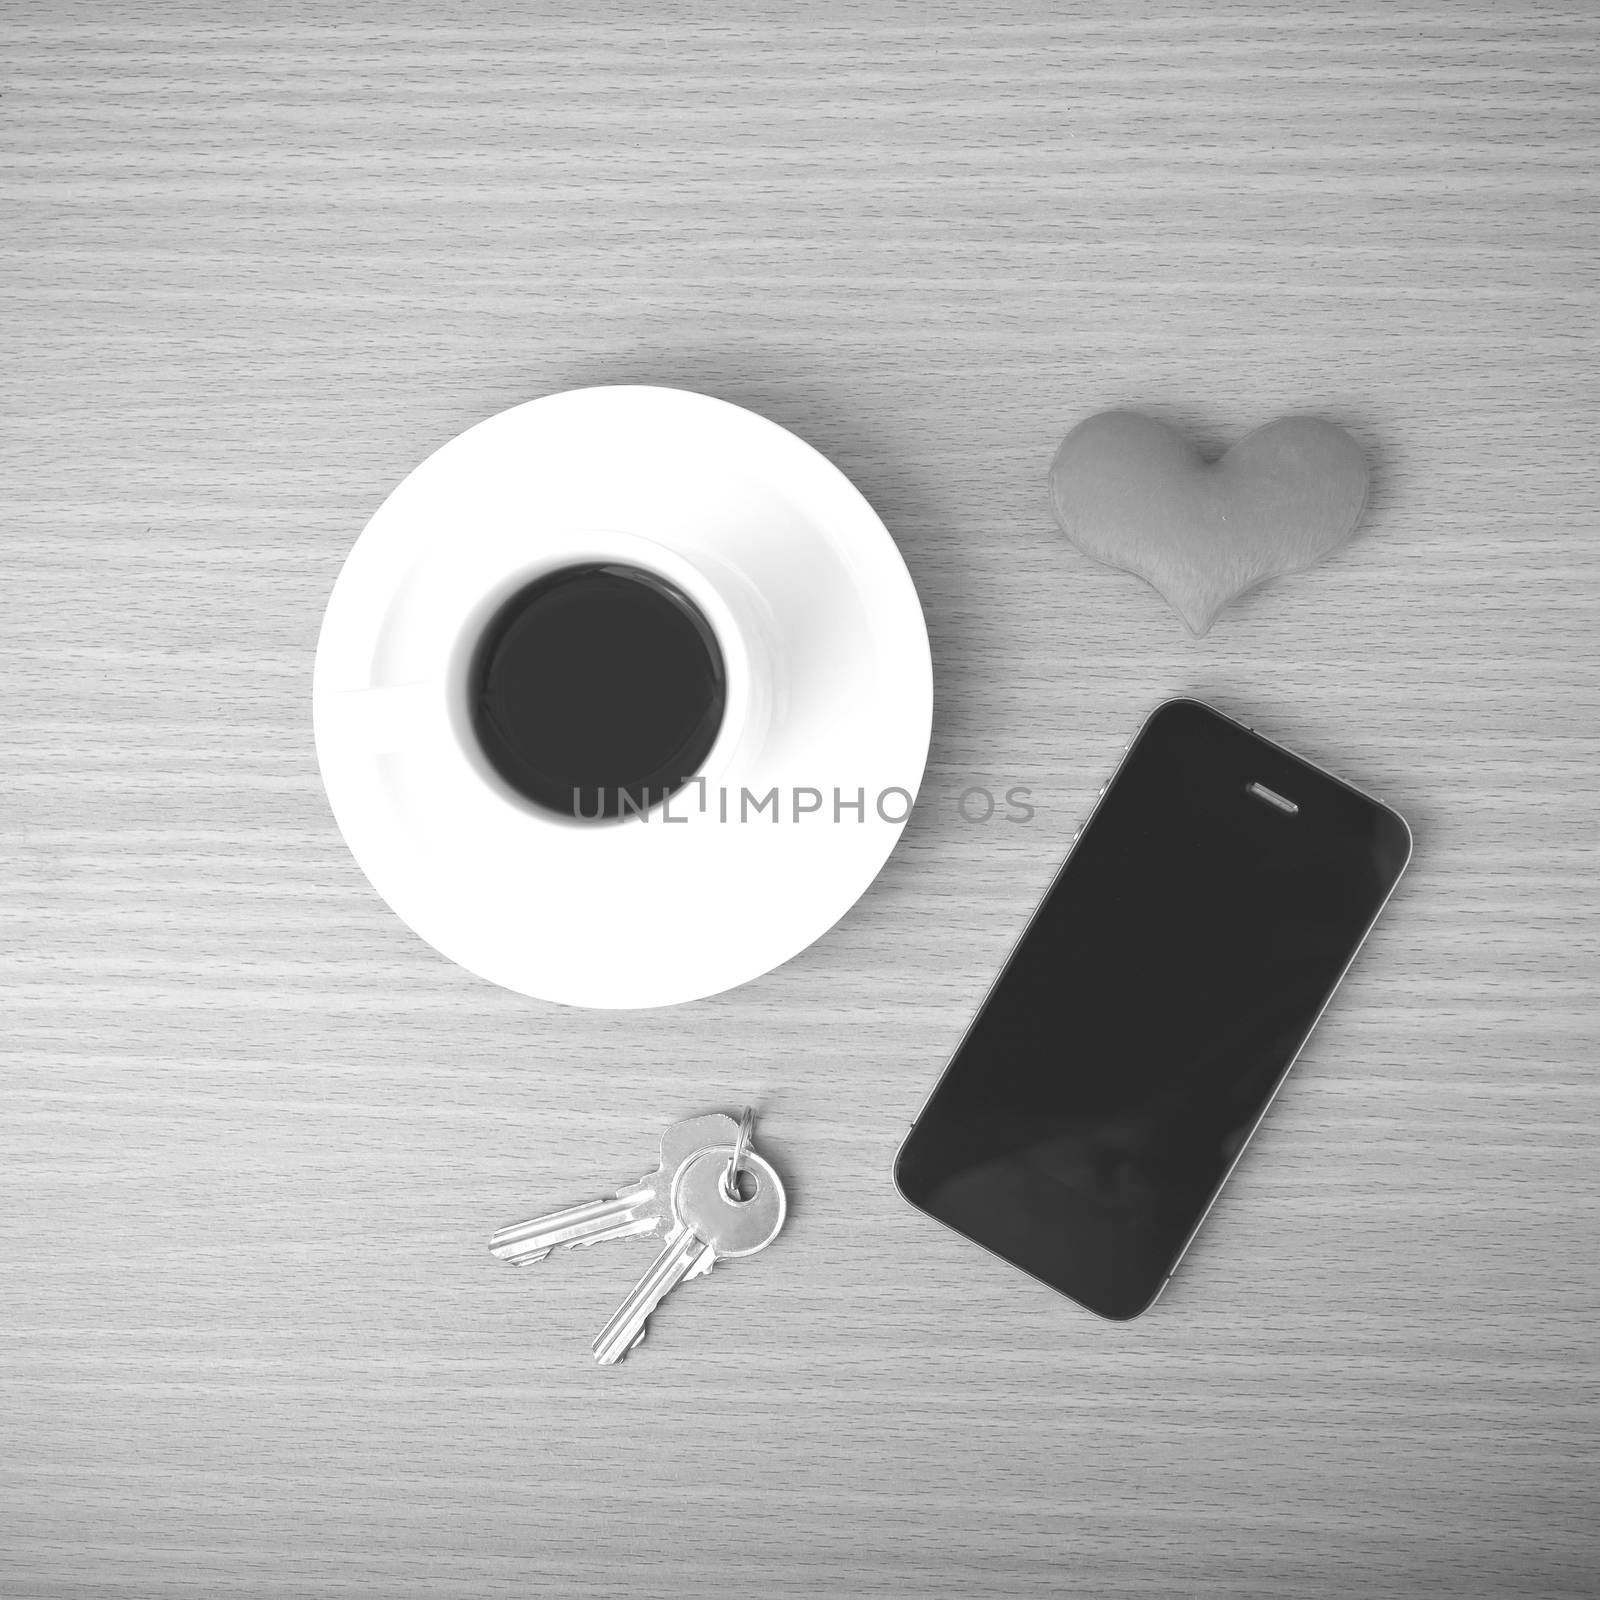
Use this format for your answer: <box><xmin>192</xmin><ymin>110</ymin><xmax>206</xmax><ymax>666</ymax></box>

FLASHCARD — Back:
<box><xmin>5</xmin><ymin>6</ymin><xmax>1597</xmax><ymax>1596</ymax></box>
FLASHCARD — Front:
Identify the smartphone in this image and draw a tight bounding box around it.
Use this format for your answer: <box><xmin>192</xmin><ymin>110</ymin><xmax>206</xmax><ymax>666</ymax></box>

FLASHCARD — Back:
<box><xmin>894</xmin><ymin>698</ymin><xmax>1411</xmax><ymax>1320</ymax></box>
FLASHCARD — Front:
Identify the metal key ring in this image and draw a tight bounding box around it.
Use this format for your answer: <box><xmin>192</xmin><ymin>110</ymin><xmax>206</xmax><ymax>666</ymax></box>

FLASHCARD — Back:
<box><xmin>721</xmin><ymin>1106</ymin><xmax>754</xmax><ymax>1203</ymax></box>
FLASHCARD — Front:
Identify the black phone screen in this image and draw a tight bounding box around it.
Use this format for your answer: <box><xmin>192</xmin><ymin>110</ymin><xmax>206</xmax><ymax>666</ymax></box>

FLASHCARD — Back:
<box><xmin>894</xmin><ymin>699</ymin><xmax>1411</xmax><ymax>1320</ymax></box>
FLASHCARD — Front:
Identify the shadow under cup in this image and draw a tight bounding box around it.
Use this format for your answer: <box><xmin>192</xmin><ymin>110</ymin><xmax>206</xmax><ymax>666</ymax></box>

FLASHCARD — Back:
<box><xmin>468</xmin><ymin>563</ymin><xmax>727</xmax><ymax>821</ymax></box>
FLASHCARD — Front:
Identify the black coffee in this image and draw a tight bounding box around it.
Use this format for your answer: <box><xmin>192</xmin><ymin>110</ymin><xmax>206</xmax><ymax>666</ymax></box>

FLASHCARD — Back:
<box><xmin>469</xmin><ymin>564</ymin><xmax>726</xmax><ymax>820</ymax></box>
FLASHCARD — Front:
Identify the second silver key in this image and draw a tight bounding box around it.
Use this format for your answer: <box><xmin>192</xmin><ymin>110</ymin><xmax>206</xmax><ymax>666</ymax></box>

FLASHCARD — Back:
<box><xmin>489</xmin><ymin>1113</ymin><xmax>738</xmax><ymax>1265</ymax></box>
<box><xmin>592</xmin><ymin>1145</ymin><xmax>787</xmax><ymax>1365</ymax></box>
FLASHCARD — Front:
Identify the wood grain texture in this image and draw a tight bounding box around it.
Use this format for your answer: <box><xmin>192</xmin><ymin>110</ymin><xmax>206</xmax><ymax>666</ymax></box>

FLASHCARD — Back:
<box><xmin>3</xmin><ymin>4</ymin><xmax>1597</xmax><ymax>1595</ymax></box>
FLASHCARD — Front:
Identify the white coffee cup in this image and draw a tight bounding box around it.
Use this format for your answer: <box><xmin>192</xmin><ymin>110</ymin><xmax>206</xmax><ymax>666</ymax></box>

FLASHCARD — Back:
<box><xmin>318</xmin><ymin>526</ymin><xmax>774</xmax><ymax>836</ymax></box>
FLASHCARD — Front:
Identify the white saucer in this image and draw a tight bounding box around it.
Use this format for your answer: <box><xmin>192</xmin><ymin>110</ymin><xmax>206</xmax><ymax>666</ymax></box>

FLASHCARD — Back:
<box><xmin>312</xmin><ymin>386</ymin><xmax>932</xmax><ymax>1008</ymax></box>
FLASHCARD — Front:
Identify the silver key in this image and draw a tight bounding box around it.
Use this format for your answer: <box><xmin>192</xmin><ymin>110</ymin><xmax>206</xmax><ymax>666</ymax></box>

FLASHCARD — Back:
<box><xmin>591</xmin><ymin>1144</ymin><xmax>786</xmax><ymax>1366</ymax></box>
<box><xmin>489</xmin><ymin>1113</ymin><xmax>739</xmax><ymax>1265</ymax></box>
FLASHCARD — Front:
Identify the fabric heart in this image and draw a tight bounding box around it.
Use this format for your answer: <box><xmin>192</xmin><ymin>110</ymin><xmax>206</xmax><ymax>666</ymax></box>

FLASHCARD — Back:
<box><xmin>1048</xmin><ymin>411</ymin><xmax>1369</xmax><ymax>634</ymax></box>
